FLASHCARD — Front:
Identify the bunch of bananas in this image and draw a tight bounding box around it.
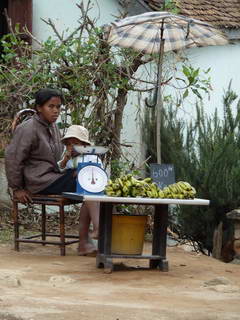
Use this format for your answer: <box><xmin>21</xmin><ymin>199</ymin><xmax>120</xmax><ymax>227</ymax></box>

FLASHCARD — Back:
<box><xmin>105</xmin><ymin>174</ymin><xmax>162</xmax><ymax>198</ymax></box>
<box><xmin>105</xmin><ymin>174</ymin><xmax>197</xmax><ymax>199</ymax></box>
<box><xmin>162</xmin><ymin>181</ymin><xmax>196</xmax><ymax>199</ymax></box>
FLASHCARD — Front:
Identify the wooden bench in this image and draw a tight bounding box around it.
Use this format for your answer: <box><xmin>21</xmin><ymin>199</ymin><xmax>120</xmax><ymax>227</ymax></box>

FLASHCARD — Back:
<box><xmin>12</xmin><ymin>194</ymin><xmax>83</xmax><ymax>256</ymax></box>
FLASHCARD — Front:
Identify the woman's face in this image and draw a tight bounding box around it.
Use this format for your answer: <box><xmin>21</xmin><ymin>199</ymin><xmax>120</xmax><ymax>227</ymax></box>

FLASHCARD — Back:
<box><xmin>37</xmin><ymin>96</ymin><xmax>61</xmax><ymax>123</ymax></box>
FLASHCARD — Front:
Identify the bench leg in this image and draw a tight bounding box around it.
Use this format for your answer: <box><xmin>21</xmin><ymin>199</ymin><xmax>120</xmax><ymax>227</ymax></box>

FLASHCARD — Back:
<box><xmin>41</xmin><ymin>204</ymin><xmax>46</xmax><ymax>245</ymax></box>
<box><xmin>12</xmin><ymin>201</ymin><xmax>19</xmax><ymax>251</ymax></box>
<box><xmin>59</xmin><ymin>205</ymin><xmax>66</xmax><ymax>256</ymax></box>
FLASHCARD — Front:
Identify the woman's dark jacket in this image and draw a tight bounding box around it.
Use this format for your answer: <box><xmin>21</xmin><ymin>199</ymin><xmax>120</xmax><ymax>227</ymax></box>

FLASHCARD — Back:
<box><xmin>5</xmin><ymin>114</ymin><xmax>64</xmax><ymax>193</ymax></box>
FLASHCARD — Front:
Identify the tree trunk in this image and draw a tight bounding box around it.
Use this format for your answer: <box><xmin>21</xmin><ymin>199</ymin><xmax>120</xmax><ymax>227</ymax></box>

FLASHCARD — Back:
<box><xmin>156</xmin><ymin>39</ymin><xmax>165</xmax><ymax>164</ymax></box>
<box><xmin>212</xmin><ymin>221</ymin><xmax>223</xmax><ymax>260</ymax></box>
<box><xmin>112</xmin><ymin>88</ymin><xmax>128</xmax><ymax>160</ymax></box>
<box><xmin>111</xmin><ymin>53</ymin><xmax>145</xmax><ymax>161</ymax></box>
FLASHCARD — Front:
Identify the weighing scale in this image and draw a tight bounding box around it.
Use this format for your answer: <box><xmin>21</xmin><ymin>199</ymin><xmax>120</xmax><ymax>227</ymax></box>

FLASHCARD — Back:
<box><xmin>73</xmin><ymin>145</ymin><xmax>108</xmax><ymax>196</ymax></box>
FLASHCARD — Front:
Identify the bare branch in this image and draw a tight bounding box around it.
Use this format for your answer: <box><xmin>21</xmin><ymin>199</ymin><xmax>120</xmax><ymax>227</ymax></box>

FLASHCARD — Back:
<box><xmin>23</xmin><ymin>27</ymin><xmax>43</xmax><ymax>47</ymax></box>
<box><xmin>41</xmin><ymin>18</ymin><xmax>64</xmax><ymax>42</ymax></box>
<box><xmin>3</xmin><ymin>8</ymin><xmax>14</xmax><ymax>35</ymax></box>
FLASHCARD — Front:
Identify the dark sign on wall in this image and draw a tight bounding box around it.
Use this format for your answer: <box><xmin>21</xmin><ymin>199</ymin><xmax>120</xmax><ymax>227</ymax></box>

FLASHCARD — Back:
<box><xmin>150</xmin><ymin>163</ymin><xmax>175</xmax><ymax>190</ymax></box>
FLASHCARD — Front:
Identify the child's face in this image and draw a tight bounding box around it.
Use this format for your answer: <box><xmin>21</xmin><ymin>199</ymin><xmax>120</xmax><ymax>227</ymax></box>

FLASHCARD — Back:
<box><xmin>64</xmin><ymin>137</ymin><xmax>88</xmax><ymax>147</ymax></box>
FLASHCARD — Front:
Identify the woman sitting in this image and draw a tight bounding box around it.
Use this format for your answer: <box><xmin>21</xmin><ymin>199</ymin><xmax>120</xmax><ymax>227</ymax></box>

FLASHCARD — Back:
<box><xmin>5</xmin><ymin>88</ymin><xmax>98</xmax><ymax>256</ymax></box>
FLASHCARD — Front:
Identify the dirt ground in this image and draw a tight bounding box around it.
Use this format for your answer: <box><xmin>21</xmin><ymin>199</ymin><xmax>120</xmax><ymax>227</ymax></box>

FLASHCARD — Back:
<box><xmin>0</xmin><ymin>241</ymin><xmax>240</xmax><ymax>320</ymax></box>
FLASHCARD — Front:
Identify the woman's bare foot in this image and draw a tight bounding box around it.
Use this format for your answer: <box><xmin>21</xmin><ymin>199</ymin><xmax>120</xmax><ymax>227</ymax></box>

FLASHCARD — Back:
<box><xmin>78</xmin><ymin>241</ymin><xmax>97</xmax><ymax>256</ymax></box>
<box><xmin>89</xmin><ymin>229</ymin><xmax>98</xmax><ymax>240</ymax></box>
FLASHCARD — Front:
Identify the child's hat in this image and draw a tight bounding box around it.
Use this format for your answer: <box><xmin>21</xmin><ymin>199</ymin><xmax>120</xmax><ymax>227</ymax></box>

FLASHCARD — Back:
<box><xmin>61</xmin><ymin>125</ymin><xmax>91</xmax><ymax>145</ymax></box>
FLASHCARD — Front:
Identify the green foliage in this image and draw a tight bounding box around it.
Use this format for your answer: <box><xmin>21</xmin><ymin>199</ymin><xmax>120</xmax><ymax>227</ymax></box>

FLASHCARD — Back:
<box><xmin>180</xmin><ymin>65</ymin><xmax>211</xmax><ymax>101</ymax></box>
<box><xmin>110</xmin><ymin>159</ymin><xmax>140</xmax><ymax>180</ymax></box>
<box><xmin>0</xmin><ymin>2</ymin><xmax>213</xmax><ymax>165</ymax></box>
<box><xmin>0</xmin><ymin>7</ymin><xmax>147</xmax><ymax>161</ymax></box>
<box><xmin>0</xmin><ymin>149</ymin><xmax>4</xmax><ymax>157</ymax></box>
<box><xmin>143</xmin><ymin>82</ymin><xmax>240</xmax><ymax>253</ymax></box>
<box><xmin>160</xmin><ymin>0</ymin><xmax>180</xmax><ymax>14</ymax></box>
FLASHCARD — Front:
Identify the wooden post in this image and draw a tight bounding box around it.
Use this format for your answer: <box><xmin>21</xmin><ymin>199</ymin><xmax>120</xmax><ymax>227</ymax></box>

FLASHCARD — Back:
<box><xmin>212</xmin><ymin>221</ymin><xmax>223</xmax><ymax>259</ymax></box>
<box><xmin>156</xmin><ymin>39</ymin><xmax>165</xmax><ymax>164</ymax></box>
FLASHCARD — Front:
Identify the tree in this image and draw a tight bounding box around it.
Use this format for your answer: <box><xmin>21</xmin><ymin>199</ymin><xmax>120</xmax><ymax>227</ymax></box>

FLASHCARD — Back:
<box><xmin>0</xmin><ymin>1</ymin><xmax>211</xmax><ymax>165</ymax></box>
<box><xmin>0</xmin><ymin>1</ymin><xmax>152</xmax><ymax>163</ymax></box>
<box><xmin>143</xmin><ymin>82</ymin><xmax>240</xmax><ymax>253</ymax></box>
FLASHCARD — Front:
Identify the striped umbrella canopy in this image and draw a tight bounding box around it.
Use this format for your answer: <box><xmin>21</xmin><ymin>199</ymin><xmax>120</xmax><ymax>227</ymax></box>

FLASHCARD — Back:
<box><xmin>103</xmin><ymin>11</ymin><xmax>228</xmax><ymax>54</ymax></box>
<box><xmin>103</xmin><ymin>11</ymin><xmax>228</xmax><ymax>164</ymax></box>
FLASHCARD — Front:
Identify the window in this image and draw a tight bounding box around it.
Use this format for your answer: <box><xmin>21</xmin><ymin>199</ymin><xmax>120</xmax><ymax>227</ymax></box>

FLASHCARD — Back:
<box><xmin>0</xmin><ymin>0</ymin><xmax>8</xmax><ymax>54</ymax></box>
<box><xmin>0</xmin><ymin>0</ymin><xmax>32</xmax><ymax>49</ymax></box>
<box><xmin>8</xmin><ymin>0</ymin><xmax>32</xmax><ymax>36</ymax></box>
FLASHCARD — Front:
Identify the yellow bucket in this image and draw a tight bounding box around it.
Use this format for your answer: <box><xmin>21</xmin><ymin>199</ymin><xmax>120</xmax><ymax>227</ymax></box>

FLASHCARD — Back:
<box><xmin>111</xmin><ymin>215</ymin><xmax>147</xmax><ymax>255</ymax></box>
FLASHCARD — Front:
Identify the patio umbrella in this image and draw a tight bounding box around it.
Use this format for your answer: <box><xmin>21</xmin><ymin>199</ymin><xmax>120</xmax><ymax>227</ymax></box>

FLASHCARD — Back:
<box><xmin>103</xmin><ymin>11</ymin><xmax>228</xmax><ymax>163</ymax></box>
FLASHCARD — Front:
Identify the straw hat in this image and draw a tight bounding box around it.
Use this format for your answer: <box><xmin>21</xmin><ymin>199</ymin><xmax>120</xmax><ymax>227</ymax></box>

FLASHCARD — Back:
<box><xmin>61</xmin><ymin>125</ymin><xmax>91</xmax><ymax>145</ymax></box>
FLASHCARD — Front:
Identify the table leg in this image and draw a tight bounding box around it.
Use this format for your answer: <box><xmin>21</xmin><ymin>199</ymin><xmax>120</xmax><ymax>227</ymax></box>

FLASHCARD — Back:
<box><xmin>96</xmin><ymin>202</ymin><xmax>113</xmax><ymax>273</ymax></box>
<box><xmin>150</xmin><ymin>204</ymin><xmax>169</xmax><ymax>271</ymax></box>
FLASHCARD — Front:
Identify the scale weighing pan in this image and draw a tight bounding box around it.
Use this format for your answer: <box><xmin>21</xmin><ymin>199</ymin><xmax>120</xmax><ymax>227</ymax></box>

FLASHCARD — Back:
<box><xmin>73</xmin><ymin>145</ymin><xmax>109</xmax><ymax>155</ymax></box>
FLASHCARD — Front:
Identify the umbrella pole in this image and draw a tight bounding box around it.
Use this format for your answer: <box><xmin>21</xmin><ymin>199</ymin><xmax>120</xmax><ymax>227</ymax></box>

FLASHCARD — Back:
<box><xmin>156</xmin><ymin>39</ymin><xmax>165</xmax><ymax>164</ymax></box>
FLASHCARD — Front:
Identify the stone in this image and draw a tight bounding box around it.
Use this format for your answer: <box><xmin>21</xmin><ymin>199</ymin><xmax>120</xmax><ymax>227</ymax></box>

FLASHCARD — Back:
<box><xmin>0</xmin><ymin>274</ymin><xmax>21</xmax><ymax>288</ymax></box>
<box><xmin>231</xmin><ymin>257</ymin><xmax>240</xmax><ymax>265</ymax></box>
<box><xmin>209</xmin><ymin>284</ymin><xmax>240</xmax><ymax>293</ymax></box>
<box><xmin>233</xmin><ymin>240</ymin><xmax>240</xmax><ymax>255</ymax></box>
<box><xmin>48</xmin><ymin>275</ymin><xmax>75</xmax><ymax>287</ymax></box>
<box><xmin>226</xmin><ymin>208</ymin><xmax>240</xmax><ymax>220</ymax></box>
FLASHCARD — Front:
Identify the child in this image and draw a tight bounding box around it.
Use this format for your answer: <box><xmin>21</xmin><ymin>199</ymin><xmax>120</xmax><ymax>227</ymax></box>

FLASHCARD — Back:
<box><xmin>59</xmin><ymin>125</ymin><xmax>101</xmax><ymax>255</ymax></box>
<box><xmin>58</xmin><ymin>125</ymin><xmax>102</xmax><ymax>172</ymax></box>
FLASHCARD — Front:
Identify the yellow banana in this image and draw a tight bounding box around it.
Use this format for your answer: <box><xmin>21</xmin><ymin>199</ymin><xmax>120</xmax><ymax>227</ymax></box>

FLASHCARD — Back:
<box><xmin>146</xmin><ymin>191</ymin><xmax>153</xmax><ymax>198</ymax></box>
<box><xmin>174</xmin><ymin>183</ymin><xmax>183</xmax><ymax>194</ymax></box>
<box><xmin>168</xmin><ymin>184</ymin><xmax>178</xmax><ymax>195</ymax></box>
<box><xmin>125</xmin><ymin>180</ymin><xmax>132</xmax><ymax>188</ymax></box>
<box><xmin>190</xmin><ymin>186</ymin><xmax>196</xmax><ymax>194</ymax></box>
<box><xmin>105</xmin><ymin>190</ymin><xmax>115</xmax><ymax>196</ymax></box>
<box><xmin>115</xmin><ymin>178</ymin><xmax>123</xmax><ymax>188</ymax></box>
<box><xmin>158</xmin><ymin>190</ymin><xmax>165</xmax><ymax>198</ymax></box>
<box><xmin>183</xmin><ymin>182</ymin><xmax>194</xmax><ymax>191</ymax></box>
<box><xmin>177</xmin><ymin>181</ymin><xmax>192</xmax><ymax>191</ymax></box>
<box><xmin>115</xmin><ymin>190</ymin><xmax>122</xmax><ymax>197</ymax></box>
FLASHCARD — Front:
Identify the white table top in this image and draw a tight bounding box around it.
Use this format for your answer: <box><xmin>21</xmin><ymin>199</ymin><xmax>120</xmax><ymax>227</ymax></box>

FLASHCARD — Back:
<box><xmin>83</xmin><ymin>195</ymin><xmax>210</xmax><ymax>206</ymax></box>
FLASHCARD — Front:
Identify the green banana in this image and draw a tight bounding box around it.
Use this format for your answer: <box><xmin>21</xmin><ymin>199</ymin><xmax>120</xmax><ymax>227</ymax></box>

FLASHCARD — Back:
<box><xmin>143</xmin><ymin>177</ymin><xmax>153</xmax><ymax>183</ymax></box>
<box><xmin>105</xmin><ymin>174</ymin><xmax>197</xmax><ymax>199</ymax></box>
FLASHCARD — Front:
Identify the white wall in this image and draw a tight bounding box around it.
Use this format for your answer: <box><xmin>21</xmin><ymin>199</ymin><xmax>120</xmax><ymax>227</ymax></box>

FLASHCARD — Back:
<box><xmin>121</xmin><ymin>90</ymin><xmax>145</xmax><ymax>165</ymax></box>
<box><xmin>0</xmin><ymin>159</ymin><xmax>11</xmax><ymax>208</ymax></box>
<box><xmin>31</xmin><ymin>1</ymin><xmax>240</xmax><ymax>165</ymax></box>
<box><xmin>176</xmin><ymin>42</ymin><xmax>240</xmax><ymax>120</ymax></box>
<box><xmin>32</xmin><ymin>0</ymin><xmax>144</xmax><ymax>164</ymax></box>
<box><xmin>121</xmin><ymin>41</ymin><xmax>240</xmax><ymax>165</ymax></box>
<box><xmin>32</xmin><ymin>0</ymin><xmax>120</xmax><ymax>42</ymax></box>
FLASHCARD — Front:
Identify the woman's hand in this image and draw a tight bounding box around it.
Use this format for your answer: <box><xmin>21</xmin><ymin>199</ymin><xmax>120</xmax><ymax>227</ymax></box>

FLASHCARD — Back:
<box><xmin>14</xmin><ymin>189</ymin><xmax>32</xmax><ymax>204</ymax></box>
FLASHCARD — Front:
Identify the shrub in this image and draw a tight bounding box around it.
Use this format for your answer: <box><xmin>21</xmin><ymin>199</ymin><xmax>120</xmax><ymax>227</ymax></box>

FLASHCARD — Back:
<box><xmin>143</xmin><ymin>82</ymin><xmax>240</xmax><ymax>253</ymax></box>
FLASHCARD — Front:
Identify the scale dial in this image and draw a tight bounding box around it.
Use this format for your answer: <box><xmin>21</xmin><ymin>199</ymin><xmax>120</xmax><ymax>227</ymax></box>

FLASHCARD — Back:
<box><xmin>77</xmin><ymin>165</ymin><xmax>108</xmax><ymax>193</ymax></box>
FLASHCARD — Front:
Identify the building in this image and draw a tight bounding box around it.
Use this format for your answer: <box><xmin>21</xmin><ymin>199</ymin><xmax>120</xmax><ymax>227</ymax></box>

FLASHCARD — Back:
<box><xmin>1</xmin><ymin>0</ymin><xmax>240</xmax><ymax>205</ymax></box>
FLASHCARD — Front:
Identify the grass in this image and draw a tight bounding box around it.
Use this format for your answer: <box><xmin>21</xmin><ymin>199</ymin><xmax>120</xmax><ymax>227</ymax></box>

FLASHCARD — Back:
<box><xmin>0</xmin><ymin>226</ymin><xmax>41</xmax><ymax>244</ymax></box>
<box><xmin>0</xmin><ymin>206</ymin><xmax>79</xmax><ymax>244</ymax></box>
<box><xmin>0</xmin><ymin>228</ymin><xmax>13</xmax><ymax>243</ymax></box>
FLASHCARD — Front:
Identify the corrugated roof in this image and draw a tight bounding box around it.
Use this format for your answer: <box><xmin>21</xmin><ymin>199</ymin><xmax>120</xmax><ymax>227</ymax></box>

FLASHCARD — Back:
<box><xmin>143</xmin><ymin>0</ymin><xmax>240</xmax><ymax>28</ymax></box>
